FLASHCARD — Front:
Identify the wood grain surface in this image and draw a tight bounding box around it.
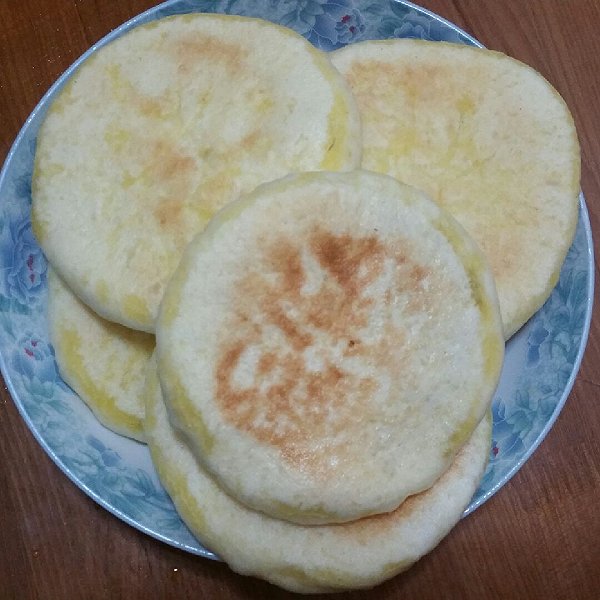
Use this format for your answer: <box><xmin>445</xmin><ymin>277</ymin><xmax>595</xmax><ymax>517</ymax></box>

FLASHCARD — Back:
<box><xmin>1</xmin><ymin>1</ymin><xmax>599</xmax><ymax>598</ymax></box>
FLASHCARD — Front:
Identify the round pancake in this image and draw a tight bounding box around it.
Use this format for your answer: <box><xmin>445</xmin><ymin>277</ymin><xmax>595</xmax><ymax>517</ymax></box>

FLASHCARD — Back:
<box><xmin>47</xmin><ymin>268</ymin><xmax>154</xmax><ymax>441</ymax></box>
<box><xmin>145</xmin><ymin>361</ymin><xmax>492</xmax><ymax>593</ymax></box>
<box><xmin>32</xmin><ymin>14</ymin><xmax>361</xmax><ymax>333</ymax></box>
<box><xmin>157</xmin><ymin>170</ymin><xmax>503</xmax><ymax>524</ymax></box>
<box><xmin>331</xmin><ymin>39</ymin><xmax>581</xmax><ymax>339</ymax></box>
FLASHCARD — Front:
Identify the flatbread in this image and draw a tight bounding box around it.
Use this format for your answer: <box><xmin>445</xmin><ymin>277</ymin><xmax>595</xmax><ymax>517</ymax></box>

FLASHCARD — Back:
<box><xmin>47</xmin><ymin>268</ymin><xmax>153</xmax><ymax>441</ymax></box>
<box><xmin>331</xmin><ymin>39</ymin><xmax>580</xmax><ymax>338</ymax></box>
<box><xmin>156</xmin><ymin>170</ymin><xmax>503</xmax><ymax>524</ymax></box>
<box><xmin>32</xmin><ymin>13</ymin><xmax>361</xmax><ymax>332</ymax></box>
<box><xmin>145</xmin><ymin>360</ymin><xmax>492</xmax><ymax>593</ymax></box>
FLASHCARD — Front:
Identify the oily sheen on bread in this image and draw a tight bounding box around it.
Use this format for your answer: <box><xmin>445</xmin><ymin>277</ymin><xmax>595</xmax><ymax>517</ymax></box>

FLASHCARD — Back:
<box><xmin>331</xmin><ymin>39</ymin><xmax>580</xmax><ymax>338</ymax></box>
<box><xmin>156</xmin><ymin>170</ymin><xmax>503</xmax><ymax>525</ymax></box>
<box><xmin>145</xmin><ymin>360</ymin><xmax>492</xmax><ymax>593</ymax></box>
<box><xmin>32</xmin><ymin>13</ymin><xmax>361</xmax><ymax>332</ymax></box>
<box><xmin>47</xmin><ymin>268</ymin><xmax>153</xmax><ymax>441</ymax></box>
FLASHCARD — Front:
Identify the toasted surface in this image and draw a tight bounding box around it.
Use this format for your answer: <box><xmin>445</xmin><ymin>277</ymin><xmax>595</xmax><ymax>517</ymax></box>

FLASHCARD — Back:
<box><xmin>157</xmin><ymin>170</ymin><xmax>503</xmax><ymax>524</ymax></box>
<box><xmin>47</xmin><ymin>269</ymin><xmax>153</xmax><ymax>441</ymax></box>
<box><xmin>32</xmin><ymin>13</ymin><xmax>361</xmax><ymax>332</ymax></box>
<box><xmin>145</xmin><ymin>361</ymin><xmax>492</xmax><ymax>593</ymax></box>
<box><xmin>331</xmin><ymin>39</ymin><xmax>581</xmax><ymax>339</ymax></box>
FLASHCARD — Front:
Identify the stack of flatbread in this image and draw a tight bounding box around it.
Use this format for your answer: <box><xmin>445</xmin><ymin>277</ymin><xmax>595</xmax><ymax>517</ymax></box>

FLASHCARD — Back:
<box><xmin>31</xmin><ymin>12</ymin><xmax>580</xmax><ymax>594</ymax></box>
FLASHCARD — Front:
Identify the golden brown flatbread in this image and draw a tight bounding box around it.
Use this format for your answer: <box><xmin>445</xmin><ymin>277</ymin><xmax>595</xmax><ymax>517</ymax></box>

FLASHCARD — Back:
<box><xmin>32</xmin><ymin>13</ymin><xmax>361</xmax><ymax>332</ymax></box>
<box><xmin>156</xmin><ymin>170</ymin><xmax>503</xmax><ymax>524</ymax></box>
<box><xmin>332</xmin><ymin>39</ymin><xmax>580</xmax><ymax>338</ymax></box>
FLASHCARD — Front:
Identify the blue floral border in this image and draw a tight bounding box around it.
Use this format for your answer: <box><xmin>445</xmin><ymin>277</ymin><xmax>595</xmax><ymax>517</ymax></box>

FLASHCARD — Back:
<box><xmin>0</xmin><ymin>0</ymin><xmax>593</xmax><ymax>557</ymax></box>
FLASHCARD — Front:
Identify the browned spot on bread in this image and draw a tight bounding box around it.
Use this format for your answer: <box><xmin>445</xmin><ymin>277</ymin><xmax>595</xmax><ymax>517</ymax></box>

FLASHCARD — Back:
<box><xmin>144</xmin><ymin>139</ymin><xmax>195</xmax><ymax>232</ymax></box>
<box><xmin>138</xmin><ymin>96</ymin><xmax>167</xmax><ymax>119</ymax></box>
<box><xmin>215</xmin><ymin>341</ymin><xmax>374</xmax><ymax>476</ymax></box>
<box><xmin>269</xmin><ymin>305</ymin><xmax>313</xmax><ymax>352</ymax></box>
<box><xmin>260</xmin><ymin>241</ymin><xmax>313</xmax><ymax>351</ymax></box>
<box><xmin>151</xmin><ymin>140</ymin><xmax>196</xmax><ymax>183</ymax></box>
<box><xmin>303</xmin><ymin>230</ymin><xmax>385</xmax><ymax>337</ymax></box>
<box><xmin>409</xmin><ymin>264</ymin><xmax>427</xmax><ymax>284</ymax></box>
<box><xmin>154</xmin><ymin>197</ymin><xmax>184</xmax><ymax>229</ymax></box>
<box><xmin>240</xmin><ymin>129</ymin><xmax>262</xmax><ymax>151</ymax></box>
<box><xmin>270</xmin><ymin>240</ymin><xmax>305</xmax><ymax>296</ymax></box>
<box><xmin>311</xmin><ymin>229</ymin><xmax>385</xmax><ymax>295</ymax></box>
<box><xmin>257</xmin><ymin>351</ymin><xmax>277</xmax><ymax>377</ymax></box>
<box><xmin>346</xmin><ymin>59</ymin><xmax>448</xmax><ymax>108</ymax></box>
<box><xmin>105</xmin><ymin>63</ymin><xmax>172</xmax><ymax>119</ymax></box>
<box><xmin>213</xmin><ymin>225</ymin><xmax>440</xmax><ymax>477</ymax></box>
<box><xmin>174</xmin><ymin>34</ymin><xmax>243</xmax><ymax>76</ymax></box>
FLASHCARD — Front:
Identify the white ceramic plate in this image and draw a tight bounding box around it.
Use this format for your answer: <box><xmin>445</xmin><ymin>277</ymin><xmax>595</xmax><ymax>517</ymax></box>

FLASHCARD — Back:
<box><xmin>0</xmin><ymin>0</ymin><xmax>593</xmax><ymax>558</ymax></box>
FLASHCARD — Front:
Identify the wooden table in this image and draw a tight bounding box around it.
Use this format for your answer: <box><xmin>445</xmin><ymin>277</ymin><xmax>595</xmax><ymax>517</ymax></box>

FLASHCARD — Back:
<box><xmin>1</xmin><ymin>1</ymin><xmax>598</xmax><ymax>598</ymax></box>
